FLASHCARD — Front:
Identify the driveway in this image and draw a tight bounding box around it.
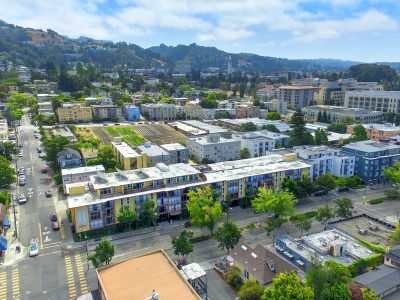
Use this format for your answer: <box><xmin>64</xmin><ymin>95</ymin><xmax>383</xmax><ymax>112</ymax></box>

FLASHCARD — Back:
<box><xmin>207</xmin><ymin>269</ymin><xmax>237</xmax><ymax>300</ymax></box>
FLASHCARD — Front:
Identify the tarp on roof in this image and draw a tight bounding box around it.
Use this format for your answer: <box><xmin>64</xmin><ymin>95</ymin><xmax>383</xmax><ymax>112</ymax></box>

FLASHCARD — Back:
<box><xmin>3</xmin><ymin>218</ymin><xmax>9</xmax><ymax>228</ymax></box>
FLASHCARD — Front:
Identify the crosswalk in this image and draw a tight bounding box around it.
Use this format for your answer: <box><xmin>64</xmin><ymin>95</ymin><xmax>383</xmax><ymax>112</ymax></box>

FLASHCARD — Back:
<box><xmin>0</xmin><ymin>267</ymin><xmax>20</xmax><ymax>300</ymax></box>
<box><xmin>0</xmin><ymin>271</ymin><xmax>7</xmax><ymax>300</ymax></box>
<box><xmin>64</xmin><ymin>255</ymin><xmax>77</xmax><ymax>300</ymax></box>
<box><xmin>75</xmin><ymin>253</ymin><xmax>89</xmax><ymax>295</ymax></box>
<box><xmin>11</xmin><ymin>266</ymin><xmax>19</xmax><ymax>300</ymax></box>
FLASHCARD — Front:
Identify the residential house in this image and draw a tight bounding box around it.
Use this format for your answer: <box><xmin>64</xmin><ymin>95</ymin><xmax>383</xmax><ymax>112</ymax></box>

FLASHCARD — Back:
<box><xmin>229</xmin><ymin>240</ymin><xmax>297</xmax><ymax>286</ymax></box>
<box><xmin>81</xmin><ymin>148</ymin><xmax>98</xmax><ymax>164</ymax></box>
<box><xmin>57</xmin><ymin>148</ymin><xmax>82</xmax><ymax>169</ymax></box>
<box><xmin>124</xmin><ymin>105</ymin><xmax>141</xmax><ymax>122</ymax></box>
<box><xmin>92</xmin><ymin>105</ymin><xmax>124</xmax><ymax>121</ymax></box>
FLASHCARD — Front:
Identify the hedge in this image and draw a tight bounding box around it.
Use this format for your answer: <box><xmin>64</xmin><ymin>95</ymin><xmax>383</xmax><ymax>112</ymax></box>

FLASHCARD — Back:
<box><xmin>355</xmin><ymin>238</ymin><xmax>386</xmax><ymax>254</ymax></box>
<box><xmin>190</xmin><ymin>234</ymin><xmax>211</xmax><ymax>243</ymax></box>
<box><xmin>368</xmin><ymin>198</ymin><xmax>386</xmax><ymax>205</ymax></box>
<box><xmin>347</xmin><ymin>254</ymin><xmax>383</xmax><ymax>277</ymax></box>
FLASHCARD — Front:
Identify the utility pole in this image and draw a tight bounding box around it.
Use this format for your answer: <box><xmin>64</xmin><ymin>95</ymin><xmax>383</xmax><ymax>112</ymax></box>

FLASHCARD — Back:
<box><xmin>12</xmin><ymin>198</ymin><xmax>17</xmax><ymax>238</ymax></box>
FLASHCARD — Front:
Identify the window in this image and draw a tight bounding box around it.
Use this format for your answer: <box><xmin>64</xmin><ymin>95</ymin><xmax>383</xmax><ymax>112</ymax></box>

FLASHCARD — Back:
<box><xmin>77</xmin><ymin>210</ymin><xmax>87</xmax><ymax>227</ymax></box>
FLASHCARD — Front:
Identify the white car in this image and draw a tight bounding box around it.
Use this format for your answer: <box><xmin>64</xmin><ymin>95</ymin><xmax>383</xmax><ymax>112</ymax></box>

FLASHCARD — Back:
<box><xmin>29</xmin><ymin>241</ymin><xmax>39</xmax><ymax>257</ymax></box>
<box><xmin>18</xmin><ymin>152</ymin><xmax>23</xmax><ymax>157</ymax></box>
<box><xmin>18</xmin><ymin>193</ymin><xmax>27</xmax><ymax>204</ymax></box>
<box><xmin>18</xmin><ymin>178</ymin><xmax>25</xmax><ymax>186</ymax></box>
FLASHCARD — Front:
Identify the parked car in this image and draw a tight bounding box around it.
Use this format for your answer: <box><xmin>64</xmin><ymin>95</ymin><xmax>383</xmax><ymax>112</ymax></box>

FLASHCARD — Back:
<box><xmin>37</xmin><ymin>147</ymin><xmax>42</xmax><ymax>153</ymax></box>
<box><xmin>18</xmin><ymin>152</ymin><xmax>23</xmax><ymax>157</ymax></box>
<box><xmin>18</xmin><ymin>174</ymin><xmax>26</xmax><ymax>181</ymax></box>
<box><xmin>41</xmin><ymin>168</ymin><xmax>48</xmax><ymax>174</ymax></box>
<box><xmin>18</xmin><ymin>178</ymin><xmax>25</xmax><ymax>186</ymax></box>
<box><xmin>45</xmin><ymin>191</ymin><xmax>52</xmax><ymax>198</ymax></box>
<box><xmin>337</xmin><ymin>186</ymin><xmax>350</xmax><ymax>192</ymax></box>
<box><xmin>18</xmin><ymin>144</ymin><xmax>23</xmax><ymax>148</ymax></box>
<box><xmin>18</xmin><ymin>193</ymin><xmax>27</xmax><ymax>204</ymax></box>
<box><xmin>184</xmin><ymin>221</ymin><xmax>191</xmax><ymax>228</ymax></box>
<box><xmin>52</xmin><ymin>221</ymin><xmax>60</xmax><ymax>231</ymax></box>
<box><xmin>29</xmin><ymin>240</ymin><xmax>39</xmax><ymax>257</ymax></box>
<box><xmin>50</xmin><ymin>214</ymin><xmax>57</xmax><ymax>222</ymax></box>
<box><xmin>34</xmin><ymin>133</ymin><xmax>39</xmax><ymax>139</ymax></box>
<box><xmin>313</xmin><ymin>190</ymin><xmax>328</xmax><ymax>196</ymax></box>
<box><xmin>18</xmin><ymin>169</ymin><xmax>24</xmax><ymax>176</ymax></box>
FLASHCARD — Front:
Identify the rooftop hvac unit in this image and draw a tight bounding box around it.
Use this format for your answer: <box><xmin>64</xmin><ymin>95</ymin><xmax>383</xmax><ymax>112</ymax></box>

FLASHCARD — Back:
<box><xmin>144</xmin><ymin>290</ymin><xmax>159</xmax><ymax>300</ymax></box>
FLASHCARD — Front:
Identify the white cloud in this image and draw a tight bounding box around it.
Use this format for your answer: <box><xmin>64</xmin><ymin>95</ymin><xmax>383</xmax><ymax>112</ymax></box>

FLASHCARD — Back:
<box><xmin>0</xmin><ymin>0</ymin><xmax>397</xmax><ymax>45</ymax></box>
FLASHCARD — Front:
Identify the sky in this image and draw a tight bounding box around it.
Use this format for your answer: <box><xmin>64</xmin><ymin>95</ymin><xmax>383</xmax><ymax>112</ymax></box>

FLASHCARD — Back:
<box><xmin>0</xmin><ymin>0</ymin><xmax>399</xmax><ymax>62</ymax></box>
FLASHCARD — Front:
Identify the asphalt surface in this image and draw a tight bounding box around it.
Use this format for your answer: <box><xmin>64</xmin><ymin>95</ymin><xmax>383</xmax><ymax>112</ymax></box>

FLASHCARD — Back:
<box><xmin>1</xmin><ymin>113</ymin><xmax>399</xmax><ymax>300</ymax></box>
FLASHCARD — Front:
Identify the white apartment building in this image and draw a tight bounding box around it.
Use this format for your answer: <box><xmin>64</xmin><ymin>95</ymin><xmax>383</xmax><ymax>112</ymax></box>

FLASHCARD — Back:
<box><xmin>186</xmin><ymin>134</ymin><xmax>241</xmax><ymax>163</ymax></box>
<box><xmin>303</xmin><ymin>105</ymin><xmax>384</xmax><ymax>123</ymax></box>
<box><xmin>278</xmin><ymin>85</ymin><xmax>319</xmax><ymax>109</ymax></box>
<box><xmin>62</xmin><ymin>165</ymin><xmax>105</xmax><ymax>194</ymax></box>
<box><xmin>37</xmin><ymin>93</ymin><xmax>59</xmax><ymax>103</ymax></box>
<box><xmin>232</xmin><ymin>132</ymin><xmax>275</xmax><ymax>157</ymax></box>
<box><xmin>344</xmin><ymin>91</ymin><xmax>400</xmax><ymax>114</ymax></box>
<box><xmin>38</xmin><ymin>102</ymin><xmax>54</xmax><ymax>117</ymax></box>
<box><xmin>295</xmin><ymin>145</ymin><xmax>354</xmax><ymax>179</ymax></box>
<box><xmin>0</xmin><ymin>119</ymin><xmax>8</xmax><ymax>141</ymax></box>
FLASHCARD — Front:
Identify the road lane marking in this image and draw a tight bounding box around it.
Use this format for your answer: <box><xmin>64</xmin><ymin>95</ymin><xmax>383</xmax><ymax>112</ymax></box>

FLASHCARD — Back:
<box><xmin>11</xmin><ymin>266</ymin><xmax>20</xmax><ymax>300</ymax></box>
<box><xmin>75</xmin><ymin>253</ymin><xmax>89</xmax><ymax>295</ymax></box>
<box><xmin>64</xmin><ymin>256</ymin><xmax>76</xmax><ymax>300</ymax></box>
<box><xmin>38</xmin><ymin>223</ymin><xmax>43</xmax><ymax>249</ymax></box>
<box><xmin>0</xmin><ymin>271</ymin><xmax>7</xmax><ymax>300</ymax></box>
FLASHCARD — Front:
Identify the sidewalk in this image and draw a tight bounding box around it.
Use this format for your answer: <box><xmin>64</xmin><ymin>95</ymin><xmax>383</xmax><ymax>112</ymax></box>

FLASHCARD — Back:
<box><xmin>1</xmin><ymin>205</ymin><xmax>26</xmax><ymax>267</ymax></box>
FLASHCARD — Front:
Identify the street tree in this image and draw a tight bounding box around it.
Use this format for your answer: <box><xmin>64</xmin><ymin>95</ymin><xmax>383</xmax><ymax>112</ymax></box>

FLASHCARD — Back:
<box><xmin>0</xmin><ymin>155</ymin><xmax>16</xmax><ymax>187</ymax></box>
<box><xmin>350</xmin><ymin>125</ymin><xmax>368</xmax><ymax>142</ymax></box>
<box><xmin>214</xmin><ymin>221</ymin><xmax>242</xmax><ymax>254</ymax></box>
<box><xmin>289</xmin><ymin>110</ymin><xmax>314</xmax><ymax>146</ymax></box>
<box><xmin>252</xmin><ymin>187</ymin><xmax>297</xmax><ymax>245</ymax></box>
<box><xmin>238</xmin><ymin>280</ymin><xmax>264</xmax><ymax>300</ymax></box>
<box><xmin>290</xmin><ymin>214</ymin><xmax>312</xmax><ymax>238</ymax></box>
<box><xmin>87</xmin><ymin>239</ymin><xmax>115</xmax><ymax>268</ymax></box>
<box><xmin>240</xmin><ymin>122</ymin><xmax>257</xmax><ymax>132</ymax></box>
<box><xmin>263</xmin><ymin>272</ymin><xmax>314</xmax><ymax>300</ymax></box>
<box><xmin>186</xmin><ymin>186</ymin><xmax>222</xmax><ymax>235</ymax></box>
<box><xmin>0</xmin><ymin>190</ymin><xmax>11</xmax><ymax>208</ymax></box>
<box><xmin>384</xmin><ymin>161</ymin><xmax>400</xmax><ymax>187</ymax></box>
<box><xmin>117</xmin><ymin>205</ymin><xmax>137</xmax><ymax>231</ymax></box>
<box><xmin>0</xmin><ymin>142</ymin><xmax>16</xmax><ymax>161</ymax></box>
<box><xmin>315</xmin><ymin>173</ymin><xmax>337</xmax><ymax>192</ymax></box>
<box><xmin>314</xmin><ymin>128</ymin><xmax>329</xmax><ymax>145</ymax></box>
<box><xmin>139</xmin><ymin>200</ymin><xmax>157</xmax><ymax>228</ymax></box>
<box><xmin>43</xmin><ymin>137</ymin><xmax>71</xmax><ymax>170</ymax></box>
<box><xmin>390</xmin><ymin>220</ymin><xmax>400</xmax><ymax>245</ymax></box>
<box><xmin>240</xmin><ymin>148</ymin><xmax>250</xmax><ymax>159</ymax></box>
<box><xmin>335</xmin><ymin>176</ymin><xmax>347</xmax><ymax>188</ymax></box>
<box><xmin>225</xmin><ymin>266</ymin><xmax>243</xmax><ymax>290</ymax></box>
<box><xmin>171</xmin><ymin>230</ymin><xmax>193</xmax><ymax>264</ymax></box>
<box><xmin>320</xmin><ymin>282</ymin><xmax>352</xmax><ymax>300</ymax></box>
<box><xmin>266</xmin><ymin>112</ymin><xmax>281</xmax><ymax>120</ymax></box>
<box><xmin>334</xmin><ymin>197</ymin><xmax>353</xmax><ymax>219</ymax></box>
<box><xmin>87</xmin><ymin>145</ymin><xmax>119</xmax><ymax>172</ymax></box>
<box><xmin>316</xmin><ymin>205</ymin><xmax>335</xmax><ymax>230</ymax></box>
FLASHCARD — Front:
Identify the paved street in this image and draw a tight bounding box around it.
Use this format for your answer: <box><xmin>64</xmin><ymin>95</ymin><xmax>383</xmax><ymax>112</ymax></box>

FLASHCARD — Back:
<box><xmin>1</xmin><ymin>113</ymin><xmax>399</xmax><ymax>300</ymax></box>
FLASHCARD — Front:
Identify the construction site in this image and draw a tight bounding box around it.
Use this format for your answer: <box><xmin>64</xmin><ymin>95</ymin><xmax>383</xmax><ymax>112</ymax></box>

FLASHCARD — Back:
<box><xmin>331</xmin><ymin>215</ymin><xmax>395</xmax><ymax>248</ymax></box>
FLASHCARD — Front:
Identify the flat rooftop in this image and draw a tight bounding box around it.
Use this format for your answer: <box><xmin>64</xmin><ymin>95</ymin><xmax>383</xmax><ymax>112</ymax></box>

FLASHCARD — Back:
<box><xmin>361</xmin><ymin>123</ymin><xmax>400</xmax><ymax>132</ymax></box>
<box><xmin>186</xmin><ymin>135</ymin><xmax>240</xmax><ymax>146</ymax></box>
<box><xmin>305</xmin><ymin>105</ymin><xmax>382</xmax><ymax>114</ymax></box>
<box><xmin>137</xmin><ymin>143</ymin><xmax>170</xmax><ymax>157</ymax></box>
<box><xmin>279</xmin><ymin>85</ymin><xmax>319</xmax><ymax>90</ymax></box>
<box><xmin>161</xmin><ymin>143</ymin><xmax>187</xmax><ymax>151</ymax></box>
<box><xmin>111</xmin><ymin>142</ymin><xmax>140</xmax><ymax>158</ymax></box>
<box><xmin>169</xmin><ymin>121</ymin><xmax>207</xmax><ymax>136</ymax></box>
<box><xmin>181</xmin><ymin>120</ymin><xmax>228</xmax><ymax>134</ymax></box>
<box><xmin>61</xmin><ymin>165</ymin><xmax>105</xmax><ymax>176</ymax></box>
<box><xmin>343</xmin><ymin>140</ymin><xmax>400</xmax><ymax>152</ymax></box>
<box><xmin>97</xmin><ymin>250</ymin><xmax>201</xmax><ymax>300</ymax></box>
<box><xmin>219</xmin><ymin>118</ymin><xmax>291</xmax><ymax>132</ymax></box>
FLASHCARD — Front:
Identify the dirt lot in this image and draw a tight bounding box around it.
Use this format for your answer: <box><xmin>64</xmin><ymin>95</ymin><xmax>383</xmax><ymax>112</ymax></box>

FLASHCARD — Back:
<box><xmin>332</xmin><ymin>216</ymin><xmax>394</xmax><ymax>248</ymax></box>
<box><xmin>92</xmin><ymin>126</ymin><xmax>113</xmax><ymax>145</ymax></box>
<box><xmin>74</xmin><ymin>126</ymin><xmax>97</xmax><ymax>139</ymax></box>
<box><xmin>132</xmin><ymin>124</ymin><xmax>186</xmax><ymax>145</ymax></box>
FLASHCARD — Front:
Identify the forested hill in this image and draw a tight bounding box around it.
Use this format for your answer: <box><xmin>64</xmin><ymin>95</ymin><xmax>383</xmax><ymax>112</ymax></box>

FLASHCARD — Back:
<box><xmin>0</xmin><ymin>20</ymin><xmax>398</xmax><ymax>73</ymax></box>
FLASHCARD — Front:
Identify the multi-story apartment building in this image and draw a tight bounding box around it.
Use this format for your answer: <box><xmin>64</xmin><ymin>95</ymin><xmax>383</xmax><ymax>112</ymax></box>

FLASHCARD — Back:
<box><xmin>137</xmin><ymin>142</ymin><xmax>171</xmax><ymax>166</ymax></box>
<box><xmin>141</xmin><ymin>103</ymin><xmax>177</xmax><ymax>121</ymax></box>
<box><xmin>236</xmin><ymin>105</ymin><xmax>261</xmax><ymax>119</ymax></box>
<box><xmin>303</xmin><ymin>105</ymin><xmax>383</xmax><ymax>124</ymax></box>
<box><xmin>92</xmin><ymin>105</ymin><xmax>124</xmax><ymax>121</ymax></box>
<box><xmin>347</xmin><ymin>123</ymin><xmax>400</xmax><ymax>141</ymax></box>
<box><xmin>67</xmin><ymin>155</ymin><xmax>310</xmax><ymax>233</ymax></box>
<box><xmin>37</xmin><ymin>93</ymin><xmax>59</xmax><ymax>103</ymax></box>
<box><xmin>216</xmin><ymin>118</ymin><xmax>291</xmax><ymax>133</ymax></box>
<box><xmin>344</xmin><ymin>91</ymin><xmax>400</xmax><ymax>114</ymax></box>
<box><xmin>263</xmin><ymin>99</ymin><xmax>288</xmax><ymax>115</ymax></box>
<box><xmin>62</xmin><ymin>165</ymin><xmax>105</xmax><ymax>194</ymax></box>
<box><xmin>341</xmin><ymin>140</ymin><xmax>400</xmax><ymax>184</ymax></box>
<box><xmin>38</xmin><ymin>102</ymin><xmax>54</xmax><ymax>117</ymax></box>
<box><xmin>295</xmin><ymin>145</ymin><xmax>355</xmax><ymax>179</ymax></box>
<box><xmin>57</xmin><ymin>103</ymin><xmax>93</xmax><ymax>123</ymax></box>
<box><xmin>315</xmin><ymin>79</ymin><xmax>383</xmax><ymax>106</ymax></box>
<box><xmin>111</xmin><ymin>141</ymin><xmax>147</xmax><ymax>171</ymax></box>
<box><xmin>160</xmin><ymin>143</ymin><xmax>189</xmax><ymax>164</ymax></box>
<box><xmin>186</xmin><ymin>134</ymin><xmax>241</xmax><ymax>163</ymax></box>
<box><xmin>232</xmin><ymin>132</ymin><xmax>275</xmax><ymax>157</ymax></box>
<box><xmin>278</xmin><ymin>85</ymin><xmax>319</xmax><ymax>109</ymax></box>
<box><xmin>124</xmin><ymin>105</ymin><xmax>141</xmax><ymax>122</ymax></box>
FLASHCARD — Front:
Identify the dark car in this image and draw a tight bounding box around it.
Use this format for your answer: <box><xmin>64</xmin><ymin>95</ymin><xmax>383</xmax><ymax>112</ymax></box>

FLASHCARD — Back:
<box><xmin>337</xmin><ymin>187</ymin><xmax>350</xmax><ymax>192</ymax></box>
<box><xmin>313</xmin><ymin>190</ymin><xmax>328</xmax><ymax>196</ymax></box>
<box><xmin>184</xmin><ymin>221</ymin><xmax>191</xmax><ymax>228</ymax></box>
<box><xmin>50</xmin><ymin>214</ymin><xmax>57</xmax><ymax>222</ymax></box>
<box><xmin>45</xmin><ymin>191</ymin><xmax>52</xmax><ymax>198</ymax></box>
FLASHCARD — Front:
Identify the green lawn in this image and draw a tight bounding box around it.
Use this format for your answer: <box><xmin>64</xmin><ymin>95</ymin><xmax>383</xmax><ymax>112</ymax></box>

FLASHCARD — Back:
<box><xmin>104</xmin><ymin>126</ymin><xmax>146</xmax><ymax>147</ymax></box>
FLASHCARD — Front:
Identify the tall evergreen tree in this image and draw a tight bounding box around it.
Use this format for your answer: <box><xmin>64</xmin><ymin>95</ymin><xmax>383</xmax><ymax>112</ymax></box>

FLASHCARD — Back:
<box><xmin>289</xmin><ymin>110</ymin><xmax>314</xmax><ymax>146</ymax></box>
